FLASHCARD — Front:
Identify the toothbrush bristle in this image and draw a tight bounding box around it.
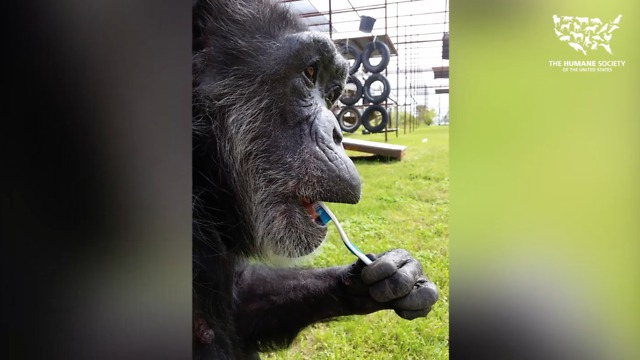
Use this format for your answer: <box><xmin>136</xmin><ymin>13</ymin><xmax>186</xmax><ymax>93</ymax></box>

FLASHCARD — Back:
<box><xmin>314</xmin><ymin>204</ymin><xmax>331</xmax><ymax>226</ymax></box>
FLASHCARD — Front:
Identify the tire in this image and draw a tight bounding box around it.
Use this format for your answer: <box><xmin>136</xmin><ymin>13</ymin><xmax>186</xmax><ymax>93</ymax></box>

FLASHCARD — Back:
<box><xmin>339</xmin><ymin>44</ymin><xmax>362</xmax><ymax>75</ymax></box>
<box><xmin>361</xmin><ymin>41</ymin><xmax>390</xmax><ymax>73</ymax></box>
<box><xmin>361</xmin><ymin>105</ymin><xmax>389</xmax><ymax>133</ymax></box>
<box><xmin>336</xmin><ymin>106</ymin><xmax>361</xmax><ymax>133</ymax></box>
<box><xmin>339</xmin><ymin>75</ymin><xmax>363</xmax><ymax>106</ymax></box>
<box><xmin>363</xmin><ymin>73</ymin><xmax>391</xmax><ymax>104</ymax></box>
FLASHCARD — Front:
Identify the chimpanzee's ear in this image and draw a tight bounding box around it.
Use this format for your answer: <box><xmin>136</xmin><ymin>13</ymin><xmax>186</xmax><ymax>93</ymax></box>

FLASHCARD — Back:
<box><xmin>193</xmin><ymin>0</ymin><xmax>213</xmax><ymax>51</ymax></box>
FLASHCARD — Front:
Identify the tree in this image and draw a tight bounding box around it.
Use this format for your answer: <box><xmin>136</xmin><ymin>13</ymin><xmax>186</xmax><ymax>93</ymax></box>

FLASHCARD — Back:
<box><xmin>389</xmin><ymin>109</ymin><xmax>417</xmax><ymax>128</ymax></box>
<box><xmin>416</xmin><ymin>105</ymin><xmax>437</xmax><ymax>126</ymax></box>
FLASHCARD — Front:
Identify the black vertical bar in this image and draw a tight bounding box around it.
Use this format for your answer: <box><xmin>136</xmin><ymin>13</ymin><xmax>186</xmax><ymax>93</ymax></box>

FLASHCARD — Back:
<box><xmin>384</xmin><ymin>0</ymin><xmax>388</xmax><ymax>143</ymax></box>
<box><xmin>396</xmin><ymin>1</ymin><xmax>400</xmax><ymax>137</ymax></box>
<box><xmin>329</xmin><ymin>0</ymin><xmax>332</xmax><ymax>39</ymax></box>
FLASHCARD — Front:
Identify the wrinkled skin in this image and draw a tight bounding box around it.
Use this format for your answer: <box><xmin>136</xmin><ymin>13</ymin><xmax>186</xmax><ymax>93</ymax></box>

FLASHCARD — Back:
<box><xmin>192</xmin><ymin>1</ymin><xmax>438</xmax><ymax>359</ymax></box>
<box><xmin>357</xmin><ymin>250</ymin><xmax>438</xmax><ymax>320</ymax></box>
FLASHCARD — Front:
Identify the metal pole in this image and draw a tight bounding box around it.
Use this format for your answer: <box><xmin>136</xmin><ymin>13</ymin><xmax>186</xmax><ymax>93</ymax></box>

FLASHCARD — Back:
<box><xmin>410</xmin><ymin>30</ymin><xmax>414</xmax><ymax>132</ymax></box>
<box><xmin>329</xmin><ymin>0</ymin><xmax>332</xmax><ymax>40</ymax></box>
<box><xmin>403</xmin><ymin>23</ymin><xmax>407</xmax><ymax>135</ymax></box>
<box><xmin>395</xmin><ymin>1</ymin><xmax>400</xmax><ymax>137</ymax></box>
<box><xmin>384</xmin><ymin>0</ymin><xmax>388</xmax><ymax>143</ymax></box>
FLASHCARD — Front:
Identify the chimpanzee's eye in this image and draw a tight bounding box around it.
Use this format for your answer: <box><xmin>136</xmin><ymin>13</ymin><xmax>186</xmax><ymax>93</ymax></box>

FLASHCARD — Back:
<box><xmin>303</xmin><ymin>64</ymin><xmax>318</xmax><ymax>84</ymax></box>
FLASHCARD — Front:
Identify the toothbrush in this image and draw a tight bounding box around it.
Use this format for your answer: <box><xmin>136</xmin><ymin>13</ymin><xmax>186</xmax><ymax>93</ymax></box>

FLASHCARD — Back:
<box><xmin>315</xmin><ymin>201</ymin><xmax>373</xmax><ymax>266</ymax></box>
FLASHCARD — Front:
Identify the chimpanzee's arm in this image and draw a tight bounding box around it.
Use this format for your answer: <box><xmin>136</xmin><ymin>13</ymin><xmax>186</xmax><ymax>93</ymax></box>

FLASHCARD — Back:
<box><xmin>233</xmin><ymin>249</ymin><xmax>438</xmax><ymax>352</ymax></box>
<box><xmin>233</xmin><ymin>264</ymin><xmax>351</xmax><ymax>352</ymax></box>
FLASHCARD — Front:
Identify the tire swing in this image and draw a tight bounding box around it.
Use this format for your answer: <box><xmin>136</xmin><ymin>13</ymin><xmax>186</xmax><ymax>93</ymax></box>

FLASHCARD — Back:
<box><xmin>361</xmin><ymin>104</ymin><xmax>389</xmax><ymax>133</ymax></box>
<box><xmin>339</xmin><ymin>75</ymin><xmax>363</xmax><ymax>106</ymax></box>
<box><xmin>361</xmin><ymin>40</ymin><xmax>390</xmax><ymax>73</ymax></box>
<box><xmin>339</xmin><ymin>43</ymin><xmax>362</xmax><ymax>75</ymax></box>
<box><xmin>336</xmin><ymin>106</ymin><xmax>361</xmax><ymax>133</ymax></box>
<box><xmin>363</xmin><ymin>73</ymin><xmax>391</xmax><ymax>104</ymax></box>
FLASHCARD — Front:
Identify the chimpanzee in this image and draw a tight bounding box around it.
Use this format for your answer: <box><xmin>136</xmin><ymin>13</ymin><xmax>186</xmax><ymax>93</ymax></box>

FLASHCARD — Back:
<box><xmin>192</xmin><ymin>1</ymin><xmax>438</xmax><ymax>358</ymax></box>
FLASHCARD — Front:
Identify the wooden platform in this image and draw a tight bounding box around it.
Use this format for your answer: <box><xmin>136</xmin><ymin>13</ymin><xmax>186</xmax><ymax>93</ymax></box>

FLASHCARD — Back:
<box><xmin>342</xmin><ymin>138</ymin><xmax>406</xmax><ymax>161</ymax></box>
<box><xmin>361</xmin><ymin>128</ymin><xmax>398</xmax><ymax>135</ymax></box>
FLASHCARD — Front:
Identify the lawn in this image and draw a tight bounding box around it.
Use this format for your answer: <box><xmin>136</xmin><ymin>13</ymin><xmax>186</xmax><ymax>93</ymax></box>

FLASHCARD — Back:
<box><xmin>264</xmin><ymin>125</ymin><xmax>449</xmax><ymax>360</ymax></box>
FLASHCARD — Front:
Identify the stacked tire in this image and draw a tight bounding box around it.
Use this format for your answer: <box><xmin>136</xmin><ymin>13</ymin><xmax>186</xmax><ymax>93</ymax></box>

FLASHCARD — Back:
<box><xmin>336</xmin><ymin>40</ymin><xmax>391</xmax><ymax>133</ymax></box>
<box><xmin>336</xmin><ymin>107</ymin><xmax>361</xmax><ymax>133</ymax></box>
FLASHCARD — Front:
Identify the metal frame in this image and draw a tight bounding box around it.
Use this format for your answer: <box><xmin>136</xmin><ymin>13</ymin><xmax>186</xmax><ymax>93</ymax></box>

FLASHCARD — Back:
<box><xmin>281</xmin><ymin>0</ymin><xmax>450</xmax><ymax>138</ymax></box>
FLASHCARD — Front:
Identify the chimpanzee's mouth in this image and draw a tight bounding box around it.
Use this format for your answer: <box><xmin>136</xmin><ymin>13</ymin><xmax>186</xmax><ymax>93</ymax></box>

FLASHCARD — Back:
<box><xmin>300</xmin><ymin>199</ymin><xmax>326</xmax><ymax>226</ymax></box>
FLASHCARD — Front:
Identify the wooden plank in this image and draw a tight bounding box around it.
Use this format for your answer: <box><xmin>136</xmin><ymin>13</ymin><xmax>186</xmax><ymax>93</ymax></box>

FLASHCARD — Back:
<box><xmin>342</xmin><ymin>138</ymin><xmax>406</xmax><ymax>160</ymax></box>
<box><xmin>361</xmin><ymin>128</ymin><xmax>398</xmax><ymax>135</ymax></box>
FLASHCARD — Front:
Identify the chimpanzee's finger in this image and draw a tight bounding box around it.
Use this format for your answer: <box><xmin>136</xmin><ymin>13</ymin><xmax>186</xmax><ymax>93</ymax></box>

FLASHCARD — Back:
<box><xmin>368</xmin><ymin>258</ymin><xmax>422</xmax><ymax>302</ymax></box>
<box><xmin>342</xmin><ymin>254</ymin><xmax>378</xmax><ymax>295</ymax></box>
<box><xmin>353</xmin><ymin>253</ymin><xmax>377</xmax><ymax>272</ymax></box>
<box><xmin>393</xmin><ymin>277</ymin><xmax>438</xmax><ymax>311</ymax></box>
<box><xmin>395</xmin><ymin>307</ymin><xmax>432</xmax><ymax>320</ymax></box>
<box><xmin>361</xmin><ymin>249</ymin><xmax>412</xmax><ymax>284</ymax></box>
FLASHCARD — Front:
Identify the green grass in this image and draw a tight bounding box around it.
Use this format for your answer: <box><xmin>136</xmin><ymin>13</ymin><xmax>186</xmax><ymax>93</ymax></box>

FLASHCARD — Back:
<box><xmin>264</xmin><ymin>125</ymin><xmax>449</xmax><ymax>360</ymax></box>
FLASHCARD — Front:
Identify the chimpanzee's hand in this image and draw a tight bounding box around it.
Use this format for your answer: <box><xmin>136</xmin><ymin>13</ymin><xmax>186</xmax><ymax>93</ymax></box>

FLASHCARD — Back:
<box><xmin>341</xmin><ymin>249</ymin><xmax>438</xmax><ymax>320</ymax></box>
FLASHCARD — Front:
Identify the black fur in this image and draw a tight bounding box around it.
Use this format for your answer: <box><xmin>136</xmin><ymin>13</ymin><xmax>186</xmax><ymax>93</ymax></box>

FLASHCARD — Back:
<box><xmin>192</xmin><ymin>1</ymin><xmax>438</xmax><ymax>359</ymax></box>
